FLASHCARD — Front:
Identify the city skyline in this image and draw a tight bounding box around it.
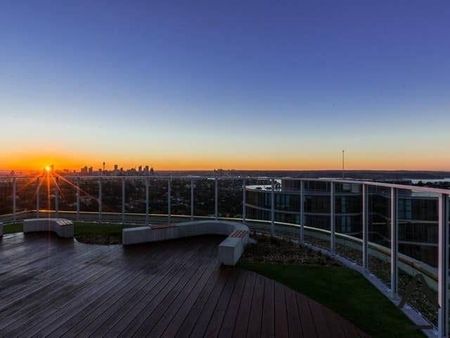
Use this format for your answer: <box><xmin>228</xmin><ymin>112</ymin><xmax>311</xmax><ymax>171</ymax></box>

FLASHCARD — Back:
<box><xmin>1</xmin><ymin>1</ymin><xmax>450</xmax><ymax>171</ymax></box>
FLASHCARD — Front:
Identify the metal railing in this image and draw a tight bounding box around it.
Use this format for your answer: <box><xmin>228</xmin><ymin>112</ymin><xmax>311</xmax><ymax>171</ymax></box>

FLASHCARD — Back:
<box><xmin>0</xmin><ymin>174</ymin><xmax>449</xmax><ymax>337</ymax></box>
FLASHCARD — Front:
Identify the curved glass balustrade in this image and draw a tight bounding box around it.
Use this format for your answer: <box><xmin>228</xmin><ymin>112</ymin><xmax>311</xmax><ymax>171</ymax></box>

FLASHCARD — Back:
<box><xmin>0</xmin><ymin>175</ymin><xmax>449</xmax><ymax>336</ymax></box>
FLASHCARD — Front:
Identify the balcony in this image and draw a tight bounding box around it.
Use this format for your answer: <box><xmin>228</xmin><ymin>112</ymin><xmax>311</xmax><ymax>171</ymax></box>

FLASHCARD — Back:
<box><xmin>0</xmin><ymin>174</ymin><xmax>449</xmax><ymax>337</ymax></box>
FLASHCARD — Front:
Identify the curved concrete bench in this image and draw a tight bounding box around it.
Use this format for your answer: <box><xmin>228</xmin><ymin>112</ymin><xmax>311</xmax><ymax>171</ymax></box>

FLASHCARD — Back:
<box><xmin>23</xmin><ymin>218</ymin><xmax>74</xmax><ymax>238</ymax></box>
<box><xmin>123</xmin><ymin>220</ymin><xmax>250</xmax><ymax>266</ymax></box>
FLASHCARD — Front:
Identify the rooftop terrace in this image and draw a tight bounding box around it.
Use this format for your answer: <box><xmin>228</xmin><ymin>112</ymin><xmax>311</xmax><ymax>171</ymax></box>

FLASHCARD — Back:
<box><xmin>1</xmin><ymin>174</ymin><xmax>449</xmax><ymax>337</ymax></box>
<box><xmin>0</xmin><ymin>232</ymin><xmax>367</xmax><ymax>337</ymax></box>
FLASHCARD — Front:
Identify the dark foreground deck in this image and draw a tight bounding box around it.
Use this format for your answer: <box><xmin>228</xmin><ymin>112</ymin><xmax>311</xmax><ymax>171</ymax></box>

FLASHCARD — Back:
<box><xmin>0</xmin><ymin>233</ymin><xmax>368</xmax><ymax>337</ymax></box>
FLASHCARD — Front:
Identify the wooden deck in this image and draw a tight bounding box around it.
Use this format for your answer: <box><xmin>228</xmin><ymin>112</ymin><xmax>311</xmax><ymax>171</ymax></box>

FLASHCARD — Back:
<box><xmin>0</xmin><ymin>233</ymin><xmax>369</xmax><ymax>337</ymax></box>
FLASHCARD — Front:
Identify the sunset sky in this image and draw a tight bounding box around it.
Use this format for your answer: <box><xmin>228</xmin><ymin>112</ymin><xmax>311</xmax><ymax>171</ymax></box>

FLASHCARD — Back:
<box><xmin>1</xmin><ymin>1</ymin><xmax>449</xmax><ymax>171</ymax></box>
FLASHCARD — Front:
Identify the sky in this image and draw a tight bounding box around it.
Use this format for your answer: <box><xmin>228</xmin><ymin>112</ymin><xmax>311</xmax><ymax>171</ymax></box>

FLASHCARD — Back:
<box><xmin>0</xmin><ymin>0</ymin><xmax>449</xmax><ymax>171</ymax></box>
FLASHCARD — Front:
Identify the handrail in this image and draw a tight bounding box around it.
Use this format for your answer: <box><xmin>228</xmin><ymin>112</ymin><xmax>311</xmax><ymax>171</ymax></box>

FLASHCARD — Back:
<box><xmin>1</xmin><ymin>175</ymin><xmax>449</xmax><ymax>195</ymax></box>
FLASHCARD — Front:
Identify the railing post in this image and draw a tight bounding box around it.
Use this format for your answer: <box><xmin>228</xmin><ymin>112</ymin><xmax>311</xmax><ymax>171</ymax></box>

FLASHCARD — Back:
<box><xmin>330</xmin><ymin>182</ymin><xmax>335</xmax><ymax>254</ymax></box>
<box><xmin>121</xmin><ymin>177</ymin><xmax>125</xmax><ymax>224</ymax></box>
<box><xmin>215</xmin><ymin>177</ymin><xmax>218</xmax><ymax>220</ymax></box>
<box><xmin>190</xmin><ymin>178</ymin><xmax>194</xmax><ymax>221</ymax></box>
<box><xmin>12</xmin><ymin>177</ymin><xmax>16</xmax><ymax>223</ymax></box>
<box><xmin>438</xmin><ymin>193</ymin><xmax>449</xmax><ymax>338</ymax></box>
<box><xmin>242</xmin><ymin>179</ymin><xmax>246</xmax><ymax>223</ymax></box>
<box><xmin>76</xmin><ymin>177</ymin><xmax>80</xmax><ymax>221</ymax></box>
<box><xmin>98</xmin><ymin>178</ymin><xmax>102</xmax><ymax>222</ymax></box>
<box><xmin>299</xmin><ymin>180</ymin><xmax>304</xmax><ymax>244</ymax></box>
<box><xmin>36</xmin><ymin>177</ymin><xmax>40</xmax><ymax>218</ymax></box>
<box><xmin>271</xmin><ymin>178</ymin><xmax>275</xmax><ymax>236</ymax></box>
<box><xmin>145</xmin><ymin>177</ymin><xmax>149</xmax><ymax>226</ymax></box>
<box><xmin>362</xmin><ymin>184</ymin><xmax>369</xmax><ymax>270</ymax></box>
<box><xmin>390</xmin><ymin>187</ymin><xmax>398</xmax><ymax>298</ymax></box>
<box><xmin>167</xmin><ymin>177</ymin><xmax>171</xmax><ymax>224</ymax></box>
<box><xmin>54</xmin><ymin>177</ymin><xmax>59</xmax><ymax>218</ymax></box>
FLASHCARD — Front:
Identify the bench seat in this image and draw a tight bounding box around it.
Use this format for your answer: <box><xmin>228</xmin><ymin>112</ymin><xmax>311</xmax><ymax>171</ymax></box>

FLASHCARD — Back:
<box><xmin>218</xmin><ymin>229</ymin><xmax>250</xmax><ymax>265</ymax></box>
<box><xmin>23</xmin><ymin>218</ymin><xmax>74</xmax><ymax>238</ymax></box>
<box><xmin>123</xmin><ymin>220</ymin><xmax>250</xmax><ymax>266</ymax></box>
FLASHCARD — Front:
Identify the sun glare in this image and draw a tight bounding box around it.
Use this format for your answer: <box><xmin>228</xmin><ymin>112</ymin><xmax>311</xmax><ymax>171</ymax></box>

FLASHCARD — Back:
<box><xmin>45</xmin><ymin>165</ymin><xmax>52</xmax><ymax>173</ymax></box>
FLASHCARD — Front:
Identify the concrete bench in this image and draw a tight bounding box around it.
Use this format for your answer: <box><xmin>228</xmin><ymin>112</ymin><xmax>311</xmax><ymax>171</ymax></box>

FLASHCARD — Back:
<box><xmin>23</xmin><ymin>218</ymin><xmax>74</xmax><ymax>238</ymax></box>
<box><xmin>123</xmin><ymin>220</ymin><xmax>250</xmax><ymax>266</ymax></box>
<box><xmin>218</xmin><ymin>229</ymin><xmax>250</xmax><ymax>266</ymax></box>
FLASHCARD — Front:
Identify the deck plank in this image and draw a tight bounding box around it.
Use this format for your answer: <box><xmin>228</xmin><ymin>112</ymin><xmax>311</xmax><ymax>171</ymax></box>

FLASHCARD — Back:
<box><xmin>232</xmin><ymin>270</ymin><xmax>256</xmax><ymax>338</ymax></box>
<box><xmin>285</xmin><ymin>288</ymin><xmax>303</xmax><ymax>338</ymax></box>
<box><xmin>0</xmin><ymin>233</ymin><xmax>369</xmax><ymax>338</ymax></box>
<box><xmin>86</xmin><ymin>244</ymin><xmax>194</xmax><ymax>337</ymax></box>
<box><xmin>247</xmin><ymin>273</ymin><xmax>265</xmax><ymax>337</ymax></box>
<box><xmin>274</xmin><ymin>281</ymin><xmax>289</xmax><ymax>338</ymax></box>
<box><xmin>296</xmin><ymin>293</ymin><xmax>317</xmax><ymax>338</ymax></box>
<box><xmin>40</xmin><ymin>243</ymin><xmax>184</xmax><ymax>337</ymax></box>
<box><xmin>217</xmin><ymin>272</ymin><xmax>248</xmax><ymax>338</ymax></box>
<box><xmin>105</xmin><ymin>243</ymin><xmax>205</xmax><ymax>337</ymax></box>
<box><xmin>261</xmin><ymin>277</ymin><xmax>275</xmax><ymax>338</ymax></box>
<box><xmin>203</xmin><ymin>268</ymin><xmax>239</xmax><ymax>338</ymax></box>
<box><xmin>135</xmin><ymin>245</ymin><xmax>217</xmax><ymax>336</ymax></box>
<box><xmin>188</xmin><ymin>268</ymin><xmax>232</xmax><ymax>337</ymax></box>
<box><xmin>174</xmin><ymin>269</ymin><xmax>223</xmax><ymax>338</ymax></box>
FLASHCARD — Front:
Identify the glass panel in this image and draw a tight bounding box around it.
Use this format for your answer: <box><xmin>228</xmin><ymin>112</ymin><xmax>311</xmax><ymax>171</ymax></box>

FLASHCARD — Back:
<box><xmin>304</xmin><ymin>180</ymin><xmax>331</xmax><ymax>250</ymax></box>
<box><xmin>170</xmin><ymin>178</ymin><xmax>190</xmax><ymax>223</ymax></box>
<box><xmin>56</xmin><ymin>176</ymin><xmax>77</xmax><ymax>220</ymax></box>
<box><xmin>16</xmin><ymin>177</ymin><xmax>39</xmax><ymax>219</ymax></box>
<box><xmin>124</xmin><ymin>178</ymin><xmax>146</xmax><ymax>224</ymax></box>
<box><xmin>37</xmin><ymin>174</ymin><xmax>54</xmax><ymax>216</ymax></box>
<box><xmin>448</xmin><ymin>196</ymin><xmax>450</xmax><ymax>332</ymax></box>
<box><xmin>78</xmin><ymin>178</ymin><xmax>99</xmax><ymax>216</ymax></box>
<box><xmin>218</xmin><ymin>178</ymin><xmax>243</xmax><ymax>219</ymax></box>
<box><xmin>193</xmin><ymin>178</ymin><xmax>214</xmax><ymax>218</ymax></box>
<box><xmin>0</xmin><ymin>177</ymin><xmax>13</xmax><ymax>222</ymax></box>
<box><xmin>397</xmin><ymin>191</ymin><xmax>438</xmax><ymax>326</ymax></box>
<box><xmin>244</xmin><ymin>178</ymin><xmax>272</xmax><ymax>234</ymax></box>
<box><xmin>335</xmin><ymin>183</ymin><xmax>363</xmax><ymax>265</ymax></box>
<box><xmin>274</xmin><ymin>212</ymin><xmax>300</xmax><ymax>238</ymax></box>
<box><xmin>367</xmin><ymin>186</ymin><xmax>391</xmax><ymax>286</ymax></box>
<box><xmin>101</xmin><ymin>178</ymin><xmax>123</xmax><ymax>223</ymax></box>
<box><xmin>273</xmin><ymin>179</ymin><xmax>301</xmax><ymax>239</ymax></box>
<box><xmin>148</xmin><ymin>178</ymin><xmax>168</xmax><ymax>224</ymax></box>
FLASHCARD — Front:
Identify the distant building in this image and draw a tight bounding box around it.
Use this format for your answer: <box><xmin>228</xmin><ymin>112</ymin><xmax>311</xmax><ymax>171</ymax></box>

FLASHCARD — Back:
<box><xmin>246</xmin><ymin>179</ymin><xmax>439</xmax><ymax>267</ymax></box>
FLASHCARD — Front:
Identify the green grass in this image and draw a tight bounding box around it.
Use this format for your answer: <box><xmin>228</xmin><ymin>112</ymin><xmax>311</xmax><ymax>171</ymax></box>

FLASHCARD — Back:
<box><xmin>74</xmin><ymin>222</ymin><xmax>124</xmax><ymax>237</ymax></box>
<box><xmin>3</xmin><ymin>223</ymin><xmax>23</xmax><ymax>234</ymax></box>
<box><xmin>74</xmin><ymin>222</ymin><xmax>136</xmax><ymax>244</ymax></box>
<box><xmin>240</xmin><ymin>262</ymin><xmax>425</xmax><ymax>338</ymax></box>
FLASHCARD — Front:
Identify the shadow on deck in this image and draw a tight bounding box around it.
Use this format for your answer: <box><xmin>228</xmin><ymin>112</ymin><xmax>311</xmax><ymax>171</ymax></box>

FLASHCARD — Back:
<box><xmin>0</xmin><ymin>233</ymin><xmax>369</xmax><ymax>337</ymax></box>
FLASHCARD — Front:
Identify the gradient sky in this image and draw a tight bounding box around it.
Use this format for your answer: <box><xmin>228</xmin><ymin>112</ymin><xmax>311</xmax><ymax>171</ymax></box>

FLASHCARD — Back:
<box><xmin>1</xmin><ymin>0</ymin><xmax>450</xmax><ymax>171</ymax></box>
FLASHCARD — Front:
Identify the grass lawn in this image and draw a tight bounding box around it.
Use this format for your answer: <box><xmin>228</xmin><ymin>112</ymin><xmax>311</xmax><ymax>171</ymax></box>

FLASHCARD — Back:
<box><xmin>240</xmin><ymin>262</ymin><xmax>425</xmax><ymax>338</ymax></box>
<box><xmin>74</xmin><ymin>222</ymin><xmax>129</xmax><ymax>244</ymax></box>
<box><xmin>3</xmin><ymin>223</ymin><xmax>23</xmax><ymax>234</ymax></box>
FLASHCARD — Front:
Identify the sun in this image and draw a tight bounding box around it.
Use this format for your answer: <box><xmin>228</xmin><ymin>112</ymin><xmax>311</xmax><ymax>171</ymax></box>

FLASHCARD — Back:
<box><xmin>45</xmin><ymin>165</ymin><xmax>52</xmax><ymax>173</ymax></box>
